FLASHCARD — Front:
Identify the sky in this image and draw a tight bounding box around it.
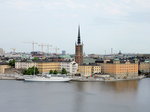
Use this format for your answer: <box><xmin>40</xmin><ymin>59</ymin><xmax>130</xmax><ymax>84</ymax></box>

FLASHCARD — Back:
<box><xmin>0</xmin><ymin>0</ymin><xmax>150</xmax><ymax>54</ymax></box>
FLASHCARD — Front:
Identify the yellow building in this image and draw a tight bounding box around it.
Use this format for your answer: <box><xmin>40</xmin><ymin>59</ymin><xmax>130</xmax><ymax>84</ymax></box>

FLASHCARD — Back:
<box><xmin>15</xmin><ymin>62</ymin><xmax>37</xmax><ymax>69</ymax></box>
<box><xmin>78</xmin><ymin>65</ymin><xmax>101</xmax><ymax>77</ymax></box>
<box><xmin>37</xmin><ymin>62</ymin><xmax>61</xmax><ymax>73</ymax></box>
<box><xmin>0</xmin><ymin>64</ymin><xmax>11</xmax><ymax>74</ymax></box>
<box><xmin>97</xmin><ymin>59</ymin><xmax>138</xmax><ymax>78</ymax></box>
<box><xmin>139</xmin><ymin>60</ymin><xmax>150</xmax><ymax>73</ymax></box>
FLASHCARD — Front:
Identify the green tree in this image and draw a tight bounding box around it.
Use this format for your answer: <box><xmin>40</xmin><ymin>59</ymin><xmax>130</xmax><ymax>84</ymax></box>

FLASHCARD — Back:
<box><xmin>9</xmin><ymin>59</ymin><xmax>15</xmax><ymax>67</ymax></box>
<box><xmin>53</xmin><ymin>70</ymin><xmax>58</xmax><ymax>74</ymax></box>
<box><xmin>61</xmin><ymin>68</ymin><xmax>67</xmax><ymax>74</ymax></box>
<box><xmin>32</xmin><ymin>57</ymin><xmax>39</xmax><ymax>61</ymax></box>
<box><xmin>22</xmin><ymin>66</ymin><xmax>39</xmax><ymax>75</ymax></box>
<box><xmin>49</xmin><ymin>70</ymin><xmax>53</xmax><ymax>74</ymax></box>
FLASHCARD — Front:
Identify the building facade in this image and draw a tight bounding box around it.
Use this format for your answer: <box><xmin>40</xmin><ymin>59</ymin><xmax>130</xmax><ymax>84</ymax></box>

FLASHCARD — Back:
<box><xmin>139</xmin><ymin>60</ymin><xmax>150</xmax><ymax>73</ymax></box>
<box><xmin>61</xmin><ymin>61</ymin><xmax>78</xmax><ymax>75</ymax></box>
<box><xmin>15</xmin><ymin>62</ymin><xmax>37</xmax><ymax>69</ymax></box>
<box><xmin>97</xmin><ymin>59</ymin><xmax>138</xmax><ymax>78</ymax></box>
<box><xmin>75</xmin><ymin>26</ymin><xmax>83</xmax><ymax>65</ymax></box>
<box><xmin>78</xmin><ymin>65</ymin><xmax>101</xmax><ymax>77</ymax></box>
<box><xmin>15</xmin><ymin>61</ymin><xmax>78</xmax><ymax>74</ymax></box>
<box><xmin>0</xmin><ymin>48</ymin><xmax>5</xmax><ymax>56</ymax></box>
<box><xmin>37</xmin><ymin>62</ymin><xmax>61</xmax><ymax>73</ymax></box>
<box><xmin>0</xmin><ymin>63</ymin><xmax>11</xmax><ymax>74</ymax></box>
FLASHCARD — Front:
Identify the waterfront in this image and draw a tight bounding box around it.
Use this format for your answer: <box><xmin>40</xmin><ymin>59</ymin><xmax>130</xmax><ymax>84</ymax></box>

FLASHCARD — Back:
<box><xmin>0</xmin><ymin>79</ymin><xmax>150</xmax><ymax>112</ymax></box>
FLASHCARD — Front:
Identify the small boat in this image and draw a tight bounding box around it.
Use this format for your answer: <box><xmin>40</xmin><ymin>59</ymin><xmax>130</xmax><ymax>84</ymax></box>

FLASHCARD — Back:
<box><xmin>24</xmin><ymin>75</ymin><xmax>72</xmax><ymax>82</ymax></box>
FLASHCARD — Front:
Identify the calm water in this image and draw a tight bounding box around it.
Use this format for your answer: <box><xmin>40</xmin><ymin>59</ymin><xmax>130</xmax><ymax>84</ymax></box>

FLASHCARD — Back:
<box><xmin>0</xmin><ymin>79</ymin><xmax>150</xmax><ymax>112</ymax></box>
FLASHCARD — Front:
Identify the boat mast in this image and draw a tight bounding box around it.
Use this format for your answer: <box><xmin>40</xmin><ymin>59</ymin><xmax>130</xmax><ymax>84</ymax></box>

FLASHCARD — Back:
<box><xmin>34</xmin><ymin>66</ymin><xmax>35</xmax><ymax>75</ymax></box>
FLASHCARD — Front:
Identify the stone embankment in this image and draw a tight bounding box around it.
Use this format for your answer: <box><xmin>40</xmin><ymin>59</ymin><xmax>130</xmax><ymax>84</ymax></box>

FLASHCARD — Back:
<box><xmin>71</xmin><ymin>76</ymin><xmax>145</xmax><ymax>82</ymax></box>
<box><xmin>0</xmin><ymin>68</ymin><xmax>23</xmax><ymax>80</ymax></box>
<box><xmin>5</xmin><ymin>68</ymin><xmax>22</xmax><ymax>74</ymax></box>
<box><xmin>0</xmin><ymin>74</ymin><xmax>22</xmax><ymax>80</ymax></box>
<box><xmin>0</xmin><ymin>74</ymin><xmax>145</xmax><ymax>82</ymax></box>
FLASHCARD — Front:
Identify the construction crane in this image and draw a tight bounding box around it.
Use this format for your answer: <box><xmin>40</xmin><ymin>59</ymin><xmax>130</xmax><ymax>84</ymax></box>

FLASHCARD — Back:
<box><xmin>38</xmin><ymin>43</ymin><xmax>47</xmax><ymax>52</ymax></box>
<box><xmin>23</xmin><ymin>41</ymin><xmax>38</xmax><ymax>52</ymax></box>
<box><xmin>47</xmin><ymin>44</ymin><xmax>52</xmax><ymax>53</ymax></box>
<box><xmin>11</xmin><ymin>48</ymin><xmax>16</xmax><ymax>53</ymax></box>
<box><xmin>53</xmin><ymin>47</ymin><xmax>60</xmax><ymax>54</ymax></box>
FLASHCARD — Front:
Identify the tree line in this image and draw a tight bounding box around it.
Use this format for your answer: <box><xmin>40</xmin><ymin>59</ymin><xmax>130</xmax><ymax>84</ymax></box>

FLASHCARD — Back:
<box><xmin>22</xmin><ymin>67</ymin><xmax>67</xmax><ymax>75</ymax></box>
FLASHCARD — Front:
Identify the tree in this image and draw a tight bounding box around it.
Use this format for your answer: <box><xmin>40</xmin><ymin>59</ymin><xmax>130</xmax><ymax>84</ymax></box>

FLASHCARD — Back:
<box><xmin>9</xmin><ymin>59</ymin><xmax>15</xmax><ymax>67</ymax></box>
<box><xmin>22</xmin><ymin>66</ymin><xmax>39</xmax><ymax>75</ymax></box>
<box><xmin>138</xmin><ymin>70</ymin><xmax>142</xmax><ymax>75</ymax></box>
<box><xmin>61</xmin><ymin>68</ymin><xmax>67</xmax><ymax>74</ymax></box>
<box><xmin>32</xmin><ymin>57</ymin><xmax>39</xmax><ymax>61</ymax></box>
<box><xmin>49</xmin><ymin>70</ymin><xmax>53</xmax><ymax>74</ymax></box>
<box><xmin>53</xmin><ymin>70</ymin><xmax>58</xmax><ymax>74</ymax></box>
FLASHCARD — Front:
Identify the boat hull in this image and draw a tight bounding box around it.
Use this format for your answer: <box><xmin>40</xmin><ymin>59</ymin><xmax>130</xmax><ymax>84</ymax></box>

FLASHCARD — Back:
<box><xmin>24</xmin><ymin>77</ymin><xmax>71</xmax><ymax>82</ymax></box>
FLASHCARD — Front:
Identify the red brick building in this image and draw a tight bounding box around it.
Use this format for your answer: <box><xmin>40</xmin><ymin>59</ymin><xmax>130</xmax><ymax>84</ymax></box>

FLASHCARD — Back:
<box><xmin>75</xmin><ymin>26</ymin><xmax>83</xmax><ymax>65</ymax></box>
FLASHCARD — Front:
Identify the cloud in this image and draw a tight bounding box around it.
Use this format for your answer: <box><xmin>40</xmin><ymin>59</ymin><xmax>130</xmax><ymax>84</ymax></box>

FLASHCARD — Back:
<box><xmin>2</xmin><ymin>0</ymin><xmax>87</xmax><ymax>11</ymax></box>
<box><xmin>133</xmin><ymin>0</ymin><xmax>150</xmax><ymax>8</ymax></box>
<box><xmin>2</xmin><ymin>0</ymin><xmax>150</xmax><ymax>14</ymax></box>
<box><xmin>14</xmin><ymin>1</ymin><xmax>31</xmax><ymax>7</ymax></box>
<box><xmin>103</xmin><ymin>2</ymin><xmax>125</xmax><ymax>15</ymax></box>
<box><xmin>1</xmin><ymin>0</ymin><xmax>150</xmax><ymax>21</ymax></box>
<box><xmin>2</xmin><ymin>0</ymin><xmax>32</xmax><ymax>10</ymax></box>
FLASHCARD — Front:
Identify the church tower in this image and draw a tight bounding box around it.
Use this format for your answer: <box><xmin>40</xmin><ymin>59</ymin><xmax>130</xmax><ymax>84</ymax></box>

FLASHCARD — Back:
<box><xmin>75</xmin><ymin>26</ymin><xmax>83</xmax><ymax>65</ymax></box>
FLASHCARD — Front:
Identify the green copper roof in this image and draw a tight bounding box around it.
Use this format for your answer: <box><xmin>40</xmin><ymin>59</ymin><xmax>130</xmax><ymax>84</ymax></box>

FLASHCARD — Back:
<box><xmin>60</xmin><ymin>55</ymin><xmax>71</xmax><ymax>59</ymax></box>
<box><xmin>83</xmin><ymin>58</ymin><xmax>96</xmax><ymax>64</ymax></box>
<box><xmin>113</xmin><ymin>58</ymin><xmax>120</xmax><ymax>61</ymax></box>
<box><xmin>145</xmin><ymin>59</ymin><xmax>150</xmax><ymax>63</ymax></box>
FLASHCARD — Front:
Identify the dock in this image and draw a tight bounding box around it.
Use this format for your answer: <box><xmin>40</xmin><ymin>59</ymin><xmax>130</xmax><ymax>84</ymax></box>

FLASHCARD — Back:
<box><xmin>71</xmin><ymin>76</ymin><xmax>145</xmax><ymax>82</ymax></box>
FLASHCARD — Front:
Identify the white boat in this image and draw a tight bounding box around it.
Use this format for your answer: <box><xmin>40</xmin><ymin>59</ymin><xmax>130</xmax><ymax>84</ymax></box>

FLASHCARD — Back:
<box><xmin>24</xmin><ymin>75</ymin><xmax>72</xmax><ymax>82</ymax></box>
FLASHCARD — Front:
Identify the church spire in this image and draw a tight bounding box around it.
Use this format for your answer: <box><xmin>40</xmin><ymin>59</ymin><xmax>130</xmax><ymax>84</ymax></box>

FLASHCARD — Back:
<box><xmin>75</xmin><ymin>25</ymin><xmax>83</xmax><ymax>65</ymax></box>
<box><xmin>77</xmin><ymin>25</ymin><xmax>81</xmax><ymax>44</ymax></box>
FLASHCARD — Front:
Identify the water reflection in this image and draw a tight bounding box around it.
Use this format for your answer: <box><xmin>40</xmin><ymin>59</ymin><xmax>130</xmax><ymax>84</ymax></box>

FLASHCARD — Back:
<box><xmin>73</xmin><ymin>80</ymin><xmax>138</xmax><ymax>93</ymax></box>
<box><xmin>72</xmin><ymin>80</ymin><xmax>139</xmax><ymax>112</ymax></box>
<box><xmin>0</xmin><ymin>79</ymin><xmax>150</xmax><ymax>112</ymax></box>
<box><xmin>106</xmin><ymin>80</ymin><xmax>138</xmax><ymax>93</ymax></box>
<box><xmin>73</xmin><ymin>82</ymin><xmax>85</xmax><ymax>112</ymax></box>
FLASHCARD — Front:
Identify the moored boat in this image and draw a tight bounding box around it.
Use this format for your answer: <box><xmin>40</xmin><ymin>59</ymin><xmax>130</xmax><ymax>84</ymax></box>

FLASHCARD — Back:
<box><xmin>24</xmin><ymin>75</ymin><xmax>71</xmax><ymax>82</ymax></box>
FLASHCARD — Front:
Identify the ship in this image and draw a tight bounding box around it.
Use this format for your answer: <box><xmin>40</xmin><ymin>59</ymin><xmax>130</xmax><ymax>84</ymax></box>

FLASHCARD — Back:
<box><xmin>24</xmin><ymin>75</ymin><xmax>72</xmax><ymax>82</ymax></box>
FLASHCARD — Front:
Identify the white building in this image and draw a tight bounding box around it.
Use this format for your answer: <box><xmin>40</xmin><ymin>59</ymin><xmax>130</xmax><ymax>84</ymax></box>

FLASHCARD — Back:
<box><xmin>5</xmin><ymin>53</ymin><xmax>21</xmax><ymax>58</ymax></box>
<box><xmin>61</xmin><ymin>61</ymin><xmax>78</xmax><ymax>75</ymax></box>
<box><xmin>0</xmin><ymin>48</ymin><xmax>5</xmax><ymax>56</ymax></box>
<box><xmin>15</xmin><ymin>62</ymin><xmax>37</xmax><ymax>69</ymax></box>
<box><xmin>5</xmin><ymin>52</ymin><xmax>31</xmax><ymax>59</ymax></box>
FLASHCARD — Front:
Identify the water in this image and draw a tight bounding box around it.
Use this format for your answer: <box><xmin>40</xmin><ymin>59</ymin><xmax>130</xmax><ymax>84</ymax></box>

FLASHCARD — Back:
<box><xmin>0</xmin><ymin>79</ymin><xmax>150</xmax><ymax>112</ymax></box>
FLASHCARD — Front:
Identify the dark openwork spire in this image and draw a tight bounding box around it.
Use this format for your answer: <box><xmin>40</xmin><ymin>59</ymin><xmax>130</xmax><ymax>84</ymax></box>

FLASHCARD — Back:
<box><xmin>77</xmin><ymin>25</ymin><xmax>81</xmax><ymax>44</ymax></box>
<box><xmin>75</xmin><ymin>25</ymin><xmax>83</xmax><ymax>65</ymax></box>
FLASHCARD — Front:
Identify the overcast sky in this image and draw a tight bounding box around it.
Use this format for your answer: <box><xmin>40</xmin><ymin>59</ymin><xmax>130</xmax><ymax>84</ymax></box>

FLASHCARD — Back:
<box><xmin>0</xmin><ymin>0</ymin><xmax>150</xmax><ymax>54</ymax></box>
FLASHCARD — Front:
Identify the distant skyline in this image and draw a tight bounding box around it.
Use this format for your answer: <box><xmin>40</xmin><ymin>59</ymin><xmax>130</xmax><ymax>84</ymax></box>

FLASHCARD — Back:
<box><xmin>0</xmin><ymin>0</ymin><xmax>150</xmax><ymax>54</ymax></box>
